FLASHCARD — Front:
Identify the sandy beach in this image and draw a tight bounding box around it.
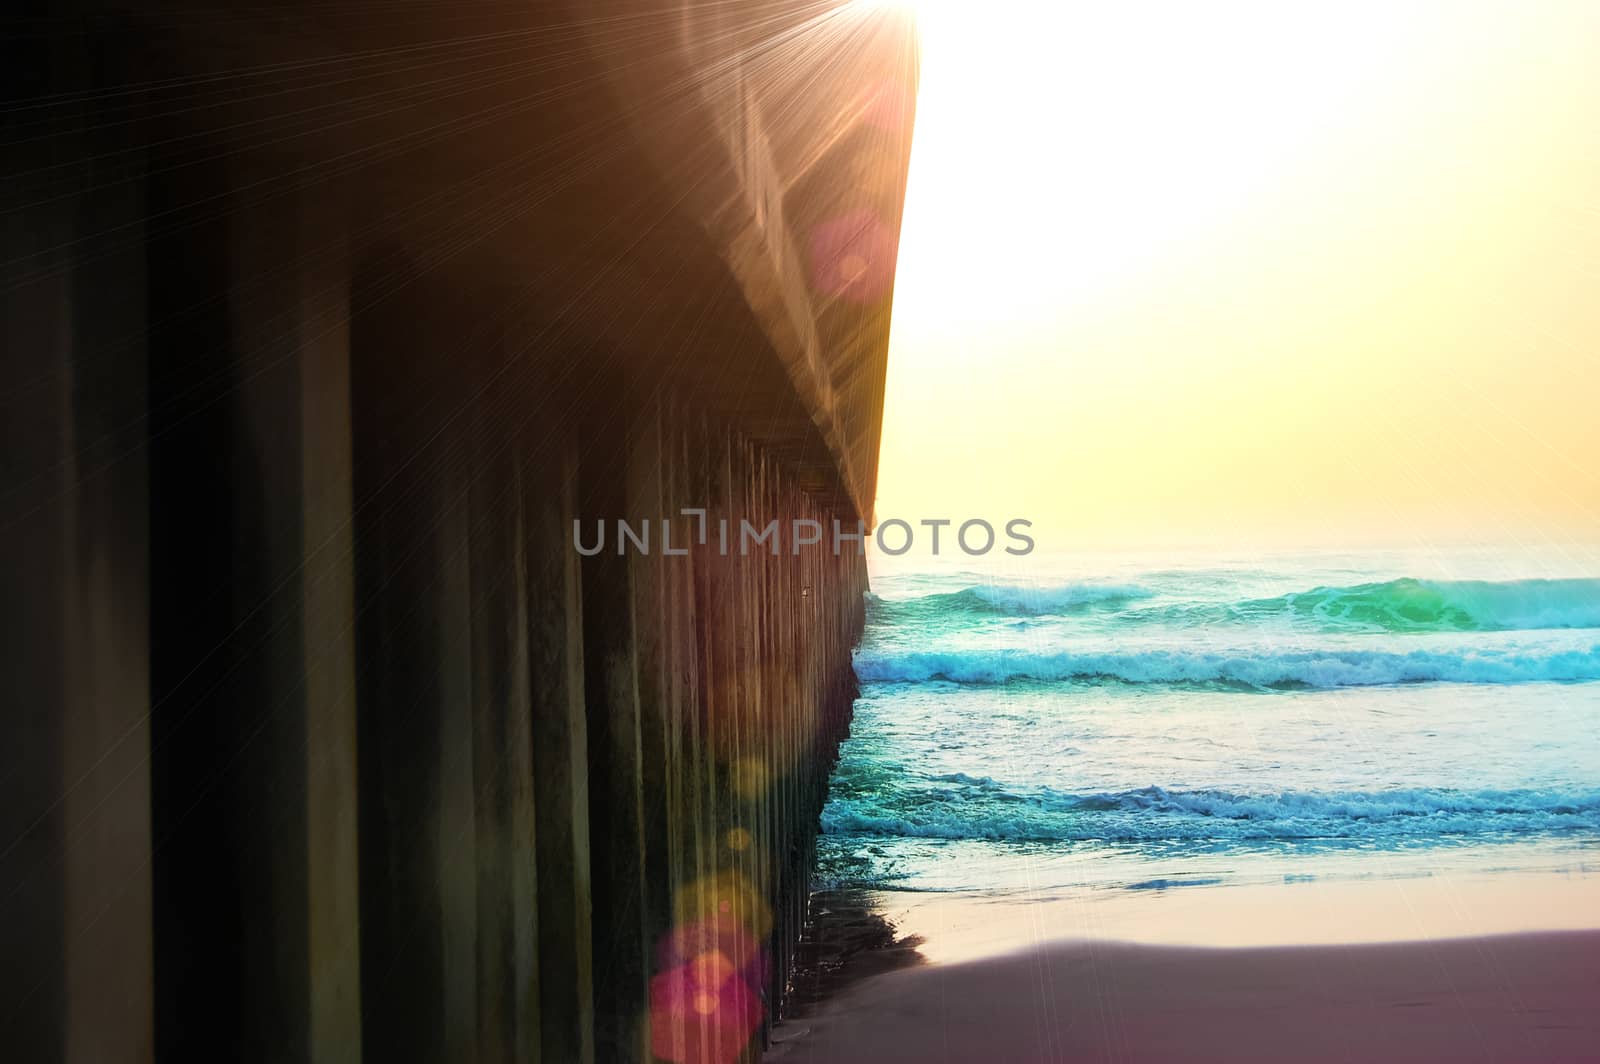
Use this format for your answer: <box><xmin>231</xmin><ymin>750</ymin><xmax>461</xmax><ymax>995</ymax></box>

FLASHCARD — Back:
<box><xmin>770</xmin><ymin>874</ymin><xmax>1600</xmax><ymax>1062</ymax></box>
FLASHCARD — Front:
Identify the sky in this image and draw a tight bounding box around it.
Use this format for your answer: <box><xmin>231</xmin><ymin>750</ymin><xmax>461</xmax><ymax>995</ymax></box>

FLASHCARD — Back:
<box><xmin>872</xmin><ymin>0</ymin><xmax>1599</xmax><ymax>553</ymax></box>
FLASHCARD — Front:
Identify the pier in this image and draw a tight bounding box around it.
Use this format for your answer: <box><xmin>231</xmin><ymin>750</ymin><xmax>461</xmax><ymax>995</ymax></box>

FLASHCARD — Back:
<box><xmin>1</xmin><ymin>3</ymin><xmax>917</xmax><ymax>1060</ymax></box>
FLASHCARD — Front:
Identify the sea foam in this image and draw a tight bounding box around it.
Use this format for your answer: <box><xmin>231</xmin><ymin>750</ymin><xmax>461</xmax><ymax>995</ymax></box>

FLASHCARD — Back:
<box><xmin>853</xmin><ymin>641</ymin><xmax>1600</xmax><ymax>687</ymax></box>
<box><xmin>875</xmin><ymin>576</ymin><xmax>1600</xmax><ymax>632</ymax></box>
<box><xmin>822</xmin><ymin>783</ymin><xmax>1600</xmax><ymax>843</ymax></box>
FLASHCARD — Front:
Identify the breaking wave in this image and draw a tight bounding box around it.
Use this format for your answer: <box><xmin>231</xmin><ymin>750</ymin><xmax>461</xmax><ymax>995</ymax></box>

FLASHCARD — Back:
<box><xmin>869</xmin><ymin>583</ymin><xmax>1153</xmax><ymax>618</ymax></box>
<box><xmin>822</xmin><ymin>782</ymin><xmax>1600</xmax><ymax>843</ymax></box>
<box><xmin>869</xmin><ymin>577</ymin><xmax>1600</xmax><ymax>632</ymax></box>
<box><xmin>853</xmin><ymin>641</ymin><xmax>1600</xmax><ymax>687</ymax></box>
<box><xmin>1219</xmin><ymin>577</ymin><xmax>1600</xmax><ymax>633</ymax></box>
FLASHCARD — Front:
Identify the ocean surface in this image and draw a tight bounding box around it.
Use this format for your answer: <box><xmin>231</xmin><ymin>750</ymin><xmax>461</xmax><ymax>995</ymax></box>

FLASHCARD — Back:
<box><xmin>818</xmin><ymin>546</ymin><xmax>1600</xmax><ymax>893</ymax></box>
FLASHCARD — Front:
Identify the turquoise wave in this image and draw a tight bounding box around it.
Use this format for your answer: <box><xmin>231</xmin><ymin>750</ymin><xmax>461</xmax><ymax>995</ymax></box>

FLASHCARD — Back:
<box><xmin>869</xmin><ymin>577</ymin><xmax>1600</xmax><ymax>633</ymax></box>
<box><xmin>867</xmin><ymin>583</ymin><xmax>1152</xmax><ymax>618</ymax></box>
<box><xmin>853</xmin><ymin>641</ymin><xmax>1600</xmax><ymax>687</ymax></box>
<box><xmin>1218</xmin><ymin>577</ymin><xmax>1600</xmax><ymax>633</ymax></box>
<box><xmin>822</xmin><ymin>778</ymin><xmax>1600</xmax><ymax>844</ymax></box>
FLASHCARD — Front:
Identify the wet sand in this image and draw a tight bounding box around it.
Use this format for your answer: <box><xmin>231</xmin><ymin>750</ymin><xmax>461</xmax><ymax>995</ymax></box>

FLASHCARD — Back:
<box><xmin>768</xmin><ymin>874</ymin><xmax>1600</xmax><ymax>1062</ymax></box>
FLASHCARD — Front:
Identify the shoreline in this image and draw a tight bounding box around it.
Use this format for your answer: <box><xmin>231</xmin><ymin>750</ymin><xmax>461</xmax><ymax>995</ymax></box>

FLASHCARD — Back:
<box><xmin>769</xmin><ymin>870</ymin><xmax>1600</xmax><ymax>1061</ymax></box>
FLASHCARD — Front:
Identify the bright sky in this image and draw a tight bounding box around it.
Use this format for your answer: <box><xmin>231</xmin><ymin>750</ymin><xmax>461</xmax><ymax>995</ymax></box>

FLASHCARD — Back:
<box><xmin>874</xmin><ymin>0</ymin><xmax>1599</xmax><ymax>552</ymax></box>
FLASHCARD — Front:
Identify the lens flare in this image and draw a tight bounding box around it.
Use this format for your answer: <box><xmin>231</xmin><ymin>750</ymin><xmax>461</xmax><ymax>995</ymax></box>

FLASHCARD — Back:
<box><xmin>810</xmin><ymin>208</ymin><xmax>898</xmax><ymax>302</ymax></box>
<box><xmin>652</xmin><ymin>871</ymin><xmax>776</xmax><ymax>1064</ymax></box>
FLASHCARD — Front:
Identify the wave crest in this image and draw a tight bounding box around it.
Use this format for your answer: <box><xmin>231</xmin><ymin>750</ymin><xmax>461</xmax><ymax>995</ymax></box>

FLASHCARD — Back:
<box><xmin>853</xmin><ymin>642</ymin><xmax>1600</xmax><ymax>687</ymax></box>
<box><xmin>870</xmin><ymin>583</ymin><xmax>1153</xmax><ymax>618</ymax></box>
<box><xmin>822</xmin><ymin>783</ymin><xmax>1600</xmax><ymax>843</ymax></box>
<box><xmin>869</xmin><ymin>577</ymin><xmax>1600</xmax><ymax>631</ymax></box>
<box><xmin>1233</xmin><ymin>577</ymin><xmax>1600</xmax><ymax>633</ymax></box>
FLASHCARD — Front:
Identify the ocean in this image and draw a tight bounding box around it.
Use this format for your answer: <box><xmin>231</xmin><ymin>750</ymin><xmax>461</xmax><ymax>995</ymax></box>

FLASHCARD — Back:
<box><xmin>818</xmin><ymin>546</ymin><xmax>1600</xmax><ymax>894</ymax></box>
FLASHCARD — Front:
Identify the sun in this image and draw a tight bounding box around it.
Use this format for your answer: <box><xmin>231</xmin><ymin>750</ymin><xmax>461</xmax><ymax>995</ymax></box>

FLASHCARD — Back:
<box><xmin>873</xmin><ymin>0</ymin><xmax>1600</xmax><ymax>546</ymax></box>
